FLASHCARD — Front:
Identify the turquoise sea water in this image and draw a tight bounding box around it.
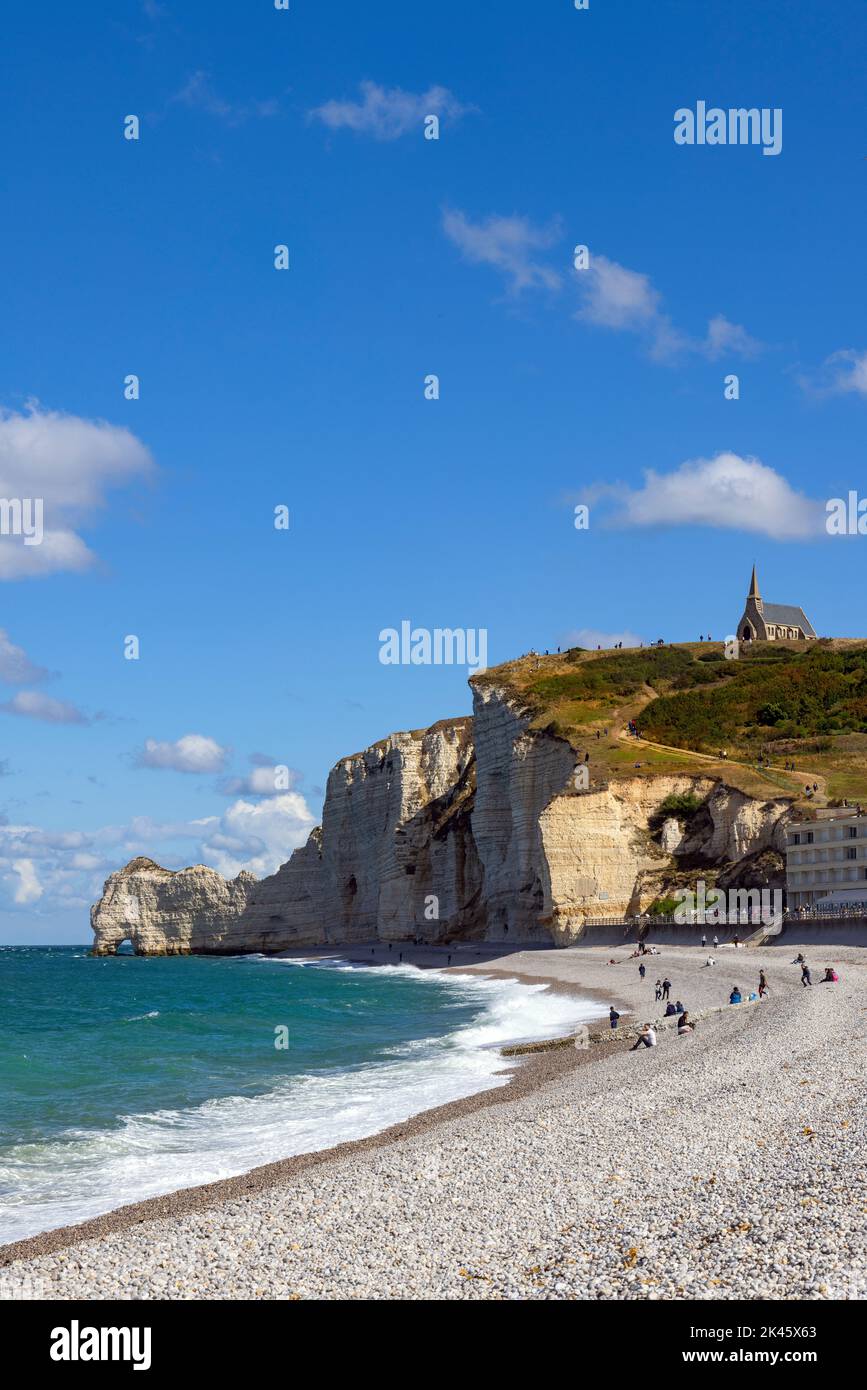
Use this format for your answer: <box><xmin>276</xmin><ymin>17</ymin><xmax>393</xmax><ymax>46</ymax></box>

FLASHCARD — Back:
<box><xmin>0</xmin><ymin>946</ymin><xmax>600</xmax><ymax>1244</ymax></box>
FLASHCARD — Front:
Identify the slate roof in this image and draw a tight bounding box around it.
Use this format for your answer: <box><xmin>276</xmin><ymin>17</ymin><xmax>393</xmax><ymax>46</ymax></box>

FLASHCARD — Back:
<box><xmin>761</xmin><ymin>603</ymin><xmax>816</xmax><ymax>637</ymax></box>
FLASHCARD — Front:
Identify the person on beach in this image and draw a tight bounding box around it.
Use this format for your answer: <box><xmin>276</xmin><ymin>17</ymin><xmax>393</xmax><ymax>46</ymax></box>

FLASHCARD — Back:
<box><xmin>821</xmin><ymin>967</ymin><xmax>838</xmax><ymax>983</ymax></box>
<box><xmin>729</xmin><ymin>986</ymin><xmax>742</xmax><ymax>1004</ymax></box>
<box><xmin>674</xmin><ymin>999</ymin><xmax>685</xmax><ymax>1015</ymax></box>
<box><xmin>639</xmin><ymin>963</ymin><xmax>646</xmax><ymax>980</ymax></box>
<box><xmin>678</xmin><ymin>1011</ymin><xmax>694</xmax><ymax>1035</ymax></box>
<box><xmin>661</xmin><ymin>977</ymin><xmax>672</xmax><ymax>999</ymax></box>
<box><xmin>794</xmin><ymin>952</ymin><xmax>806</xmax><ymax>965</ymax></box>
<box><xmin>713</xmin><ymin>935</ymin><xmax>719</xmax><ymax>950</ymax></box>
<box><xmin>801</xmin><ymin>964</ymin><xmax>812</xmax><ymax>987</ymax></box>
<box><xmin>701</xmin><ymin>933</ymin><xmax>707</xmax><ymax>949</ymax></box>
<box><xmin>609</xmin><ymin>1006</ymin><xmax>621</xmax><ymax>1029</ymax></box>
<box><xmin>664</xmin><ymin>1001</ymin><xmax>677</xmax><ymax>1017</ymax></box>
<box><xmin>654</xmin><ymin>978</ymin><xmax>662</xmax><ymax>1000</ymax></box>
<box><xmin>630</xmin><ymin>1024</ymin><xmax>657</xmax><ymax>1050</ymax></box>
<box><xmin>704</xmin><ymin>956</ymin><xmax>716</xmax><ymax>967</ymax></box>
<box><xmin>758</xmin><ymin>969</ymin><xmax>769</xmax><ymax>998</ymax></box>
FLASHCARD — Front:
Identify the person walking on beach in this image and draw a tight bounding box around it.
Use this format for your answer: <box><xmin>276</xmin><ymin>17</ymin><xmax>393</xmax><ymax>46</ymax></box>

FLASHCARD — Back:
<box><xmin>630</xmin><ymin>1024</ymin><xmax>657</xmax><ymax>1051</ymax></box>
<box><xmin>609</xmin><ymin>1006</ymin><xmax>621</xmax><ymax>1030</ymax></box>
<box><xmin>713</xmin><ymin>934</ymin><xmax>719</xmax><ymax>950</ymax></box>
<box><xmin>661</xmin><ymin>976</ymin><xmax>672</xmax><ymax>1000</ymax></box>
<box><xmin>758</xmin><ymin>969</ymin><xmax>769</xmax><ymax>998</ymax></box>
<box><xmin>801</xmin><ymin>963</ymin><xmax>812</xmax><ymax>987</ymax></box>
<box><xmin>701</xmin><ymin>933</ymin><xmax>707</xmax><ymax>949</ymax></box>
<box><xmin>654</xmin><ymin>978</ymin><xmax>662</xmax><ymax>1001</ymax></box>
<box><xmin>639</xmin><ymin>963</ymin><xmax>646</xmax><ymax>980</ymax></box>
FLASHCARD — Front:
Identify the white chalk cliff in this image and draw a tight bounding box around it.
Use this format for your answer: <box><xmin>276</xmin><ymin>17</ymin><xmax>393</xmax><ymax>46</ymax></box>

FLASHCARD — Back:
<box><xmin>91</xmin><ymin>687</ymin><xmax>792</xmax><ymax>955</ymax></box>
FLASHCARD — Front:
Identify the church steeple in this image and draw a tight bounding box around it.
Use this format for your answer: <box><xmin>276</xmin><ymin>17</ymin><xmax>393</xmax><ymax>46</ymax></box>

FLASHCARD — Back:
<box><xmin>748</xmin><ymin>564</ymin><xmax>760</xmax><ymax>600</ymax></box>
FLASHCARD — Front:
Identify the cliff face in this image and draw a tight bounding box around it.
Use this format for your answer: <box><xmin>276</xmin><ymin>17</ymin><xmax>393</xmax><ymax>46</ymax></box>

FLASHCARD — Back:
<box><xmin>91</xmin><ymin>690</ymin><xmax>792</xmax><ymax>955</ymax></box>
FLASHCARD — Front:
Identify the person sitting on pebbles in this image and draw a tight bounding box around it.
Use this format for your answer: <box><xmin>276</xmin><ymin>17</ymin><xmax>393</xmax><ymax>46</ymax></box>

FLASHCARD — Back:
<box><xmin>821</xmin><ymin>967</ymin><xmax>839</xmax><ymax>983</ymax></box>
<box><xmin>630</xmin><ymin>1023</ymin><xmax>657</xmax><ymax>1051</ymax></box>
<box><xmin>729</xmin><ymin>986</ymin><xmax>742</xmax><ymax>1004</ymax></box>
<box><xmin>677</xmin><ymin>1011</ymin><xmax>695</xmax><ymax>1035</ymax></box>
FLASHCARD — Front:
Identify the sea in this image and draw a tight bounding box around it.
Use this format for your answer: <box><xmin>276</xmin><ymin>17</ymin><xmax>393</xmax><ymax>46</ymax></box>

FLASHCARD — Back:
<box><xmin>0</xmin><ymin>945</ymin><xmax>601</xmax><ymax>1244</ymax></box>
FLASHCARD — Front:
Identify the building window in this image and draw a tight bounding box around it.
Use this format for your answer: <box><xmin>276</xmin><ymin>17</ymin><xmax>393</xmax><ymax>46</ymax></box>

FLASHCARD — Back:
<box><xmin>806</xmin><ymin>831</ymin><xmax>814</xmax><ymax>844</ymax></box>
<box><xmin>849</xmin><ymin>827</ymin><xmax>858</xmax><ymax>838</ymax></box>
<box><xmin>847</xmin><ymin>848</ymin><xmax>857</xmax><ymax>860</ymax></box>
<box><xmin>793</xmin><ymin>833</ymin><xmax>800</xmax><ymax>845</ymax></box>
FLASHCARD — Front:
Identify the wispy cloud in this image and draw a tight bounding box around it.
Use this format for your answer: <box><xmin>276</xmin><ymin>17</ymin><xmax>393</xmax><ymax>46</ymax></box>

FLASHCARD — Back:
<box><xmin>585</xmin><ymin>452</ymin><xmax>823</xmax><ymax>540</ymax></box>
<box><xmin>442</xmin><ymin>209</ymin><xmax>762</xmax><ymax>359</ymax></box>
<box><xmin>310</xmin><ymin>81</ymin><xmax>472</xmax><ymax>141</ymax></box>
<box><xmin>575</xmin><ymin>256</ymin><xmax>761</xmax><ymax>361</ymax></box>
<box><xmin>799</xmin><ymin>348</ymin><xmax>867</xmax><ymax>399</ymax></box>
<box><xmin>0</xmin><ymin>404</ymin><xmax>154</xmax><ymax>580</ymax></box>
<box><xmin>169</xmin><ymin>71</ymin><xmax>280</xmax><ymax>125</ymax></box>
<box><xmin>0</xmin><ymin>630</ymin><xmax>49</xmax><ymax>685</ymax></box>
<box><xmin>442</xmin><ymin>209</ymin><xmax>562</xmax><ymax>293</ymax></box>
<box><xmin>0</xmin><ymin>690</ymin><xmax>90</xmax><ymax>724</ymax></box>
<box><xmin>135</xmin><ymin>733</ymin><xmax>230</xmax><ymax>774</ymax></box>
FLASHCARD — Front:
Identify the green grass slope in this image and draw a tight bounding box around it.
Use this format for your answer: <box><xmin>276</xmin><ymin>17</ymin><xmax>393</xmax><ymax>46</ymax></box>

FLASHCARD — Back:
<box><xmin>474</xmin><ymin>639</ymin><xmax>867</xmax><ymax>806</ymax></box>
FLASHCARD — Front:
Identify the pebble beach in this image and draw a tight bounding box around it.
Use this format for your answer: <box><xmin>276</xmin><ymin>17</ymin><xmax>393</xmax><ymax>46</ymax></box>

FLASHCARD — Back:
<box><xmin>2</xmin><ymin>941</ymin><xmax>865</xmax><ymax>1301</ymax></box>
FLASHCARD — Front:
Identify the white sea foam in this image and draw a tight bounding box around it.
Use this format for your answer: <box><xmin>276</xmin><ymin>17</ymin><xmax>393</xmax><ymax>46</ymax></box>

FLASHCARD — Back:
<box><xmin>0</xmin><ymin>965</ymin><xmax>601</xmax><ymax>1245</ymax></box>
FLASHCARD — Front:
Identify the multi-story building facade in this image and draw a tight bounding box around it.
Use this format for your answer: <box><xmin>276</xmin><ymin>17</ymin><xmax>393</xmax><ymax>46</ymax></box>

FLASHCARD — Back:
<box><xmin>786</xmin><ymin>810</ymin><xmax>867</xmax><ymax>909</ymax></box>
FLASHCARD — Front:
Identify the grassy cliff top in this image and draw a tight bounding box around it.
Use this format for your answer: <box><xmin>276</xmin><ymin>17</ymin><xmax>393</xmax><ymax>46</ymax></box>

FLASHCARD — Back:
<box><xmin>474</xmin><ymin>639</ymin><xmax>867</xmax><ymax>807</ymax></box>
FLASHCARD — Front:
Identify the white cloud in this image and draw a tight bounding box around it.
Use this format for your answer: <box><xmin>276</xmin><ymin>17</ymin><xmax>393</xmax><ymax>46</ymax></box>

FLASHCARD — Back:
<box><xmin>703</xmin><ymin>313</ymin><xmax>763</xmax><ymax>360</ymax></box>
<box><xmin>801</xmin><ymin>348</ymin><xmax>867</xmax><ymax>399</ymax></box>
<box><xmin>200</xmin><ymin>793</ymin><xmax>317</xmax><ymax>878</ymax></box>
<box><xmin>311</xmin><ymin>81</ymin><xmax>471</xmax><ymax>141</ymax></box>
<box><xmin>0</xmin><ymin>404</ymin><xmax>154</xmax><ymax>580</ymax></box>
<box><xmin>577</xmin><ymin>254</ymin><xmax>662</xmax><ymax>331</ymax></box>
<box><xmin>588</xmin><ymin>452</ymin><xmax>822</xmax><ymax>540</ymax></box>
<box><xmin>0</xmin><ymin>690</ymin><xmax>89</xmax><ymax>724</ymax></box>
<box><xmin>136</xmin><ymin>733</ymin><xmax>230</xmax><ymax>774</ymax></box>
<box><xmin>441</xmin><ymin>211</ymin><xmax>761</xmax><ymax>358</ymax></box>
<box><xmin>9</xmin><ymin>858</ymin><xmax>42</xmax><ymax>904</ymax></box>
<box><xmin>218</xmin><ymin>761</ymin><xmax>301</xmax><ymax>797</ymax></box>
<box><xmin>560</xmin><ymin>629</ymin><xmax>644</xmax><ymax>650</ymax></box>
<box><xmin>442</xmin><ymin>209</ymin><xmax>563</xmax><ymax>293</ymax></box>
<box><xmin>575</xmin><ymin>255</ymin><xmax>760</xmax><ymax>362</ymax></box>
<box><xmin>0</xmin><ymin>630</ymin><xmax>49</xmax><ymax>685</ymax></box>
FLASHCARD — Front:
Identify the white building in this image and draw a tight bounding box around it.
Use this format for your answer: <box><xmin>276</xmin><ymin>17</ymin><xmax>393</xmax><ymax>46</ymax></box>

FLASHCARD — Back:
<box><xmin>786</xmin><ymin>811</ymin><xmax>867</xmax><ymax>909</ymax></box>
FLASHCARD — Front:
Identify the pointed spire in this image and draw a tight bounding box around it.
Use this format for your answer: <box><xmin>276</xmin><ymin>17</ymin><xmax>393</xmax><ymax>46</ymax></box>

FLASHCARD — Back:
<box><xmin>749</xmin><ymin>564</ymin><xmax>760</xmax><ymax>599</ymax></box>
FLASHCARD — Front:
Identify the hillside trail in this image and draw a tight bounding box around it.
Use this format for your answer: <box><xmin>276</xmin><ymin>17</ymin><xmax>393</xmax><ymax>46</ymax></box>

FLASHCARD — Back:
<box><xmin>609</xmin><ymin>685</ymin><xmax>829</xmax><ymax>805</ymax></box>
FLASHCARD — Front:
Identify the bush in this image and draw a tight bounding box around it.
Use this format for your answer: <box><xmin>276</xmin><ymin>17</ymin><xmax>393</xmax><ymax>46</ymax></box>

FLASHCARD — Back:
<box><xmin>648</xmin><ymin>896</ymin><xmax>680</xmax><ymax>917</ymax></box>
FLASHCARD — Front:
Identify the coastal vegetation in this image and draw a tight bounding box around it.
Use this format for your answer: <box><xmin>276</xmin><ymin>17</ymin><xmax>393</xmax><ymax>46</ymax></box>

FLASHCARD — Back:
<box><xmin>476</xmin><ymin>639</ymin><xmax>867</xmax><ymax>804</ymax></box>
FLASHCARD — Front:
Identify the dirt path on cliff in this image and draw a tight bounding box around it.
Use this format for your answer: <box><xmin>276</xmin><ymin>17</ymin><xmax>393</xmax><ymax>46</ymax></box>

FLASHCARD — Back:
<box><xmin>612</xmin><ymin>693</ymin><xmax>827</xmax><ymax>804</ymax></box>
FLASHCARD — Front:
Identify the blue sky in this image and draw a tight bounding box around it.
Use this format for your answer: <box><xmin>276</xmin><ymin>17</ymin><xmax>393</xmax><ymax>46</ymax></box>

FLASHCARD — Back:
<box><xmin>1</xmin><ymin>0</ymin><xmax>866</xmax><ymax>941</ymax></box>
